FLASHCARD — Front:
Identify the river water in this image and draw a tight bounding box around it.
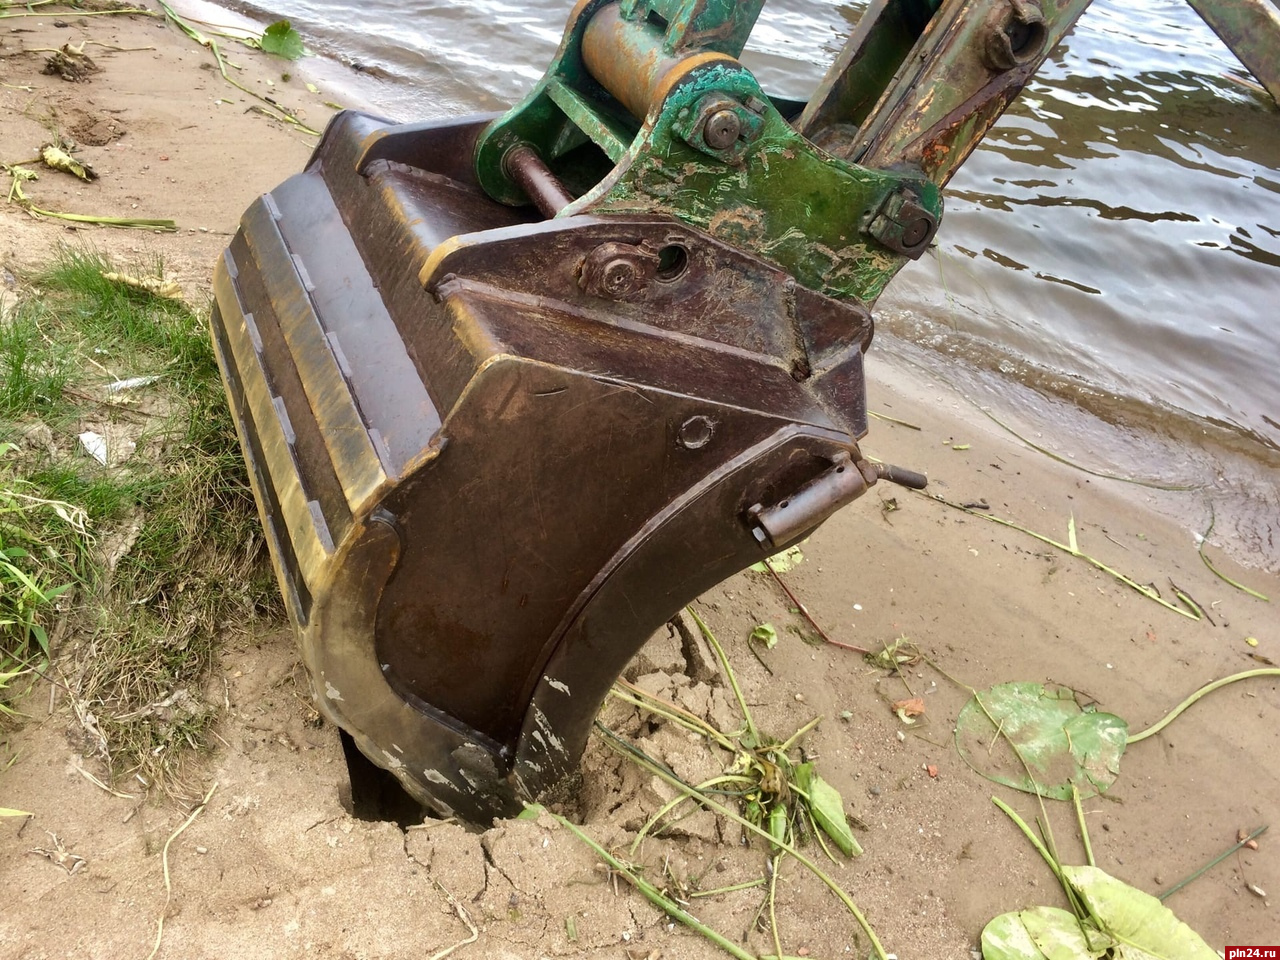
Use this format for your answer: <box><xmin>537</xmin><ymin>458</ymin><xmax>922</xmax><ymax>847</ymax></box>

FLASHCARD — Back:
<box><xmin>211</xmin><ymin>0</ymin><xmax>1280</xmax><ymax>463</ymax></box>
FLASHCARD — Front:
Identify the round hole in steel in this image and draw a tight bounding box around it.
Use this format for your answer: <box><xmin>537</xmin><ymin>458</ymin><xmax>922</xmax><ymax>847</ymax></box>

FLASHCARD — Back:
<box><xmin>656</xmin><ymin>244</ymin><xmax>689</xmax><ymax>282</ymax></box>
<box><xmin>1005</xmin><ymin>18</ymin><xmax>1044</xmax><ymax>58</ymax></box>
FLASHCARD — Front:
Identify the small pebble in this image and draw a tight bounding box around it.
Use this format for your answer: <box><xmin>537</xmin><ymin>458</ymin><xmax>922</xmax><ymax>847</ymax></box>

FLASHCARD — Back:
<box><xmin>195</xmin><ymin>846</ymin><xmax>208</xmax><ymax>855</ymax></box>
<box><xmin>869</xmin><ymin>785</ymin><xmax>882</xmax><ymax>797</ymax></box>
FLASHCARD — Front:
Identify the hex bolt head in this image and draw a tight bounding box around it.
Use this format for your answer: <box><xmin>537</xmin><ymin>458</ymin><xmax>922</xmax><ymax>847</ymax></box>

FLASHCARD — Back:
<box><xmin>703</xmin><ymin>109</ymin><xmax>742</xmax><ymax>151</ymax></box>
<box><xmin>866</xmin><ymin>190</ymin><xmax>939</xmax><ymax>259</ymax></box>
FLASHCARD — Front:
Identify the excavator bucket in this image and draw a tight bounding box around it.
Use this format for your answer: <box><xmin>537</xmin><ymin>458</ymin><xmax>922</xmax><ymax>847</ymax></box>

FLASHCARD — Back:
<box><xmin>211</xmin><ymin>0</ymin><xmax>1093</xmax><ymax>821</ymax></box>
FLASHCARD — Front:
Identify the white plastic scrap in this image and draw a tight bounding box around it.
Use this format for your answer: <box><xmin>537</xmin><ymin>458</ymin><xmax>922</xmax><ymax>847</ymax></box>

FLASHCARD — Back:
<box><xmin>106</xmin><ymin>375</ymin><xmax>160</xmax><ymax>394</ymax></box>
<box><xmin>78</xmin><ymin>431</ymin><xmax>108</xmax><ymax>465</ymax></box>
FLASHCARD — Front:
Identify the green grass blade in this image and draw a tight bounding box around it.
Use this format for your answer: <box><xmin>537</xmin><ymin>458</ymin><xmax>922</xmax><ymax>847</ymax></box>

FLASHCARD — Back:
<box><xmin>1198</xmin><ymin>507</ymin><xmax>1270</xmax><ymax>601</ymax></box>
<box><xmin>597</xmin><ymin>723</ymin><xmax>889</xmax><ymax>960</ymax></box>
<box><xmin>534</xmin><ymin>804</ymin><xmax>763</xmax><ymax>960</ymax></box>
<box><xmin>686</xmin><ymin>606</ymin><xmax>759</xmax><ymax>745</ymax></box>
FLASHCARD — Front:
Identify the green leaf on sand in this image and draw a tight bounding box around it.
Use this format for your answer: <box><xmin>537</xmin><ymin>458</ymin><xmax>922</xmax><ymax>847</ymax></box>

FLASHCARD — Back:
<box><xmin>981</xmin><ymin>867</ymin><xmax>1217</xmax><ymax>959</ymax></box>
<box><xmin>983</xmin><ymin>906</ymin><xmax>1105</xmax><ymax>960</ymax></box>
<box><xmin>260</xmin><ymin>20</ymin><xmax>304</xmax><ymax>60</ymax></box>
<box><xmin>750</xmin><ymin>544</ymin><xmax>803</xmax><ymax>573</ymax></box>
<box><xmin>1</xmin><ymin>807</ymin><xmax>32</xmax><ymax>817</ymax></box>
<box><xmin>795</xmin><ymin>763</ymin><xmax>862</xmax><ymax>857</ymax></box>
<box><xmin>955</xmin><ymin>682</ymin><xmax>1127</xmax><ymax>800</ymax></box>
<box><xmin>750</xmin><ymin>623</ymin><xmax>778</xmax><ymax>649</ymax></box>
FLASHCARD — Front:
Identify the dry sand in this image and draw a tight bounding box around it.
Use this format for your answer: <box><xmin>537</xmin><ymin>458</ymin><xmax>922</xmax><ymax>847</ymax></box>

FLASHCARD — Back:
<box><xmin>2</xmin><ymin>7</ymin><xmax>1277</xmax><ymax>959</ymax></box>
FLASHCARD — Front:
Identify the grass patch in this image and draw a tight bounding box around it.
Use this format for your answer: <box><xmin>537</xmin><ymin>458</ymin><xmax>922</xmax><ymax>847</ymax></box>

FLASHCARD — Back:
<box><xmin>0</xmin><ymin>248</ymin><xmax>278</xmax><ymax>793</ymax></box>
<box><xmin>0</xmin><ymin>444</ymin><xmax>80</xmax><ymax>714</ymax></box>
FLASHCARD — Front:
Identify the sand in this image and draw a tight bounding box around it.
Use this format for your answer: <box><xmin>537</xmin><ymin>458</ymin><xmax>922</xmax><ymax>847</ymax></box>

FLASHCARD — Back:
<box><xmin>2</xmin><ymin>6</ymin><xmax>1277</xmax><ymax>959</ymax></box>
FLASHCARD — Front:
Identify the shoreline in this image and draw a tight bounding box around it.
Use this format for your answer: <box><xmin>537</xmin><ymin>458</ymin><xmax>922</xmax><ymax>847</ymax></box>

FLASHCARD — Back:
<box><xmin>2</xmin><ymin>6</ymin><xmax>1278</xmax><ymax>957</ymax></box>
<box><xmin>5</xmin><ymin>0</ymin><xmax>1274</xmax><ymax>578</ymax></box>
<box><xmin>172</xmin><ymin>0</ymin><xmax>1280</xmax><ymax>464</ymax></box>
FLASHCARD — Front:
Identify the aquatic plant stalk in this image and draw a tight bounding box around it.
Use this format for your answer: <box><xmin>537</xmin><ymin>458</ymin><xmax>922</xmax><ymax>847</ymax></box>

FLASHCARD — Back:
<box><xmin>868</xmin><ymin>410</ymin><xmax>921</xmax><ymax>430</ymax></box>
<box><xmin>536</xmin><ymin>804</ymin><xmax>763</xmax><ymax>960</ymax></box>
<box><xmin>1157</xmin><ymin>825</ymin><xmax>1269</xmax><ymax>902</ymax></box>
<box><xmin>687</xmin><ymin>606</ymin><xmax>760</xmax><ymax>744</ymax></box>
<box><xmin>611</xmin><ymin>680</ymin><xmax>737</xmax><ymax>750</ymax></box>
<box><xmin>158</xmin><ymin>1</ymin><xmax>319</xmax><ymax>135</ymax></box>
<box><xmin>976</xmin><ymin>406</ymin><xmax>1199</xmax><ymax>491</ymax></box>
<box><xmin>1198</xmin><ymin>506</ymin><xmax>1269</xmax><ymax>601</ymax></box>
<box><xmin>926</xmin><ymin>493</ymin><xmax>1199</xmax><ymax>619</ymax></box>
<box><xmin>1128</xmin><ymin>668</ymin><xmax>1280</xmax><ymax>743</ymax></box>
<box><xmin>597</xmin><ymin>723</ymin><xmax>889</xmax><ymax>960</ymax></box>
<box><xmin>1072</xmin><ymin>785</ymin><xmax>1095</xmax><ymax>868</ymax></box>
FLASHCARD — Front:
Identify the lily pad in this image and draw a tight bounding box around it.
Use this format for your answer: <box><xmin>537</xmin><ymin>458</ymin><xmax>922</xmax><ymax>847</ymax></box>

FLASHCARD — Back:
<box><xmin>981</xmin><ymin>867</ymin><xmax>1216</xmax><ymax>959</ymax></box>
<box><xmin>749</xmin><ymin>623</ymin><xmax>778</xmax><ymax>649</ymax></box>
<box><xmin>983</xmin><ymin>906</ymin><xmax>1112</xmax><ymax>960</ymax></box>
<box><xmin>955</xmin><ymin>682</ymin><xmax>1127</xmax><ymax>800</ymax></box>
<box><xmin>260</xmin><ymin>20</ymin><xmax>305</xmax><ymax>60</ymax></box>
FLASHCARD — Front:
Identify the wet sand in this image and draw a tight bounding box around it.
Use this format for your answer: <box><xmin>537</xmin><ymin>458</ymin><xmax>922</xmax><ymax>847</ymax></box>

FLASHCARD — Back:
<box><xmin>2</xmin><ymin>8</ymin><xmax>1277</xmax><ymax>958</ymax></box>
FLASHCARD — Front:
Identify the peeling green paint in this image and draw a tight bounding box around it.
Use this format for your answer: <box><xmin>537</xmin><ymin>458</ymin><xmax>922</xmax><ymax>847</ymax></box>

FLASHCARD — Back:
<box><xmin>474</xmin><ymin>0</ymin><xmax>942</xmax><ymax>306</ymax></box>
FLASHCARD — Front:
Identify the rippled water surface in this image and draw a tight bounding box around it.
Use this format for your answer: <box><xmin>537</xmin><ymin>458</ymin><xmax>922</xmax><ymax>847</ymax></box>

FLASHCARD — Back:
<box><xmin>218</xmin><ymin>0</ymin><xmax>1280</xmax><ymax>454</ymax></box>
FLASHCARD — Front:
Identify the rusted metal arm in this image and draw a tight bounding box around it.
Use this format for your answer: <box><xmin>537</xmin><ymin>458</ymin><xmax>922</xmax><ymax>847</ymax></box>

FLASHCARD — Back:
<box><xmin>1184</xmin><ymin>0</ymin><xmax>1280</xmax><ymax>105</ymax></box>
<box><xmin>801</xmin><ymin>0</ymin><xmax>1094</xmax><ymax>186</ymax></box>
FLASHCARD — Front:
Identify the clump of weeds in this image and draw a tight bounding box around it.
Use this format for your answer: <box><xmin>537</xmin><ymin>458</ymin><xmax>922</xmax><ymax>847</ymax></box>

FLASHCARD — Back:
<box><xmin>0</xmin><ymin>247</ymin><xmax>278</xmax><ymax>796</ymax></box>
